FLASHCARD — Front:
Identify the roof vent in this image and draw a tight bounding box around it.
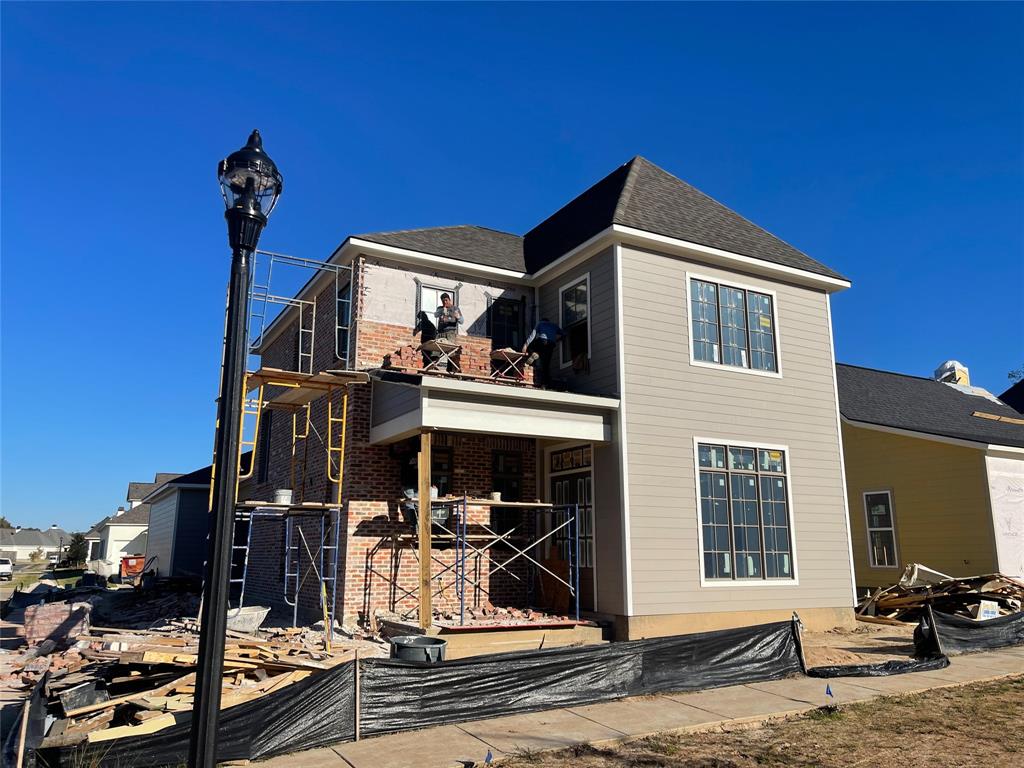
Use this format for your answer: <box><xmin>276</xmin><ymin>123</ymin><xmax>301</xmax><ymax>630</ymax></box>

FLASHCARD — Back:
<box><xmin>934</xmin><ymin>360</ymin><xmax>969</xmax><ymax>386</ymax></box>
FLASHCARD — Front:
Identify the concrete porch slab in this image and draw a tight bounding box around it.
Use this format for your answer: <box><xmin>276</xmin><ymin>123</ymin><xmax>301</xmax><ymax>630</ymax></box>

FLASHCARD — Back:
<box><xmin>457</xmin><ymin>707</ymin><xmax>624</xmax><ymax>754</ymax></box>
<box><xmin>333</xmin><ymin>725</ymin><xmax>500</xmax><ymax>768</ymax></box>
<box><xmin>567</xmin><ymin>694</ymin><xmax>722</xmax><ymax>737</ymax></box>
<box><xmin>664</xmin><ymin>684</ymin><xmax>809</xmax><ymax>720</ymax></box>
<box><xmin>745</xmin><ymin>676</ymin><xmax>880</xmax><ymax>705</ymax></box>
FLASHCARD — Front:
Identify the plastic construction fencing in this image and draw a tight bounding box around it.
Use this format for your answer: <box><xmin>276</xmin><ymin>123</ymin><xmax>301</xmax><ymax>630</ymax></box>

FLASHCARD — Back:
<box><xmin>47</xmin><ymin>619</ymin><xmax>800</xmax><ymax>767</ymax></box>
<box><xmin>915</xmin><ymin>605</ymin><xmax>1024</xmax><ymax>657</ymax></box>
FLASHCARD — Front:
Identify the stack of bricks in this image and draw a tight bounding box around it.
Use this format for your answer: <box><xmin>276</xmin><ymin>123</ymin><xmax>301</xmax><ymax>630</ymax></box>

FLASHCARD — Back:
<box><xmin>23</xmin><ymin>602</ymin><xmax>91</xmax><ymax>646</ymax></box>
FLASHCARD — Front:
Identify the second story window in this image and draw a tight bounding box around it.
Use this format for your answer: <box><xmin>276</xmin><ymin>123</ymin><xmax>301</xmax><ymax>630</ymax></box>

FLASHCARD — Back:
<box><xmin>489</xmin><ymin>298</ymin><xmax>525</xmax><ymax>350</ymax></box>
<box><xmin>689</xmin><ymin>278</ymin><xmax>778</xmax><ymax>373</ymax></box>
<box><xmin>560</xmin><ymin>275</ymin><xmax>590</xmax><ymax>368</ymax></box>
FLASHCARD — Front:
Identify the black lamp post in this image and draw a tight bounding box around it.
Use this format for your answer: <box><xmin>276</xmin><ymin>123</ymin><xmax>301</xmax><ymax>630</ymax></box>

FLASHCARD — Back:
<box><xmin>188</xmin><ymin>130</ymin><xmax>282</xmax><ymax>768</ymax></box>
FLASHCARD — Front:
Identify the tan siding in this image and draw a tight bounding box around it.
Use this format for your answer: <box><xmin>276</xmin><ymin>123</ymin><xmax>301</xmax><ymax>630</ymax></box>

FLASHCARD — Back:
<box><xmin>620</xmin><ymin>244</ymin><xmax>853</xmax><ymax>616</ymax></box>
<box><xmin>537</xmin><ymin>247</ymin><xmax>618</xmax><ymax>397</ymax></box>
<box><xmin>842</xmin><ymin>424</ymin><xmax>997</xmax><ymax>587</ymax></box>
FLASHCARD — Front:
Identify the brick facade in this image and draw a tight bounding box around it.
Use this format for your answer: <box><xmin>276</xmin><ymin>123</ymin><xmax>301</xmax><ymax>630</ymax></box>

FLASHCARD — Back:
<box><xmin>238</xmin><ymin>258</ymin><xmax>542</xmax><ymax>627</ymax></box>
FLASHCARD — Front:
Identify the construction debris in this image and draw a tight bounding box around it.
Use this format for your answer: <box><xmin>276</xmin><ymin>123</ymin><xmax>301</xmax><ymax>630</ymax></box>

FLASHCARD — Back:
<box><xmin>857</xmin><ymin>564</ymin><xmax>1024</xmax><ymax>624</ymax></box>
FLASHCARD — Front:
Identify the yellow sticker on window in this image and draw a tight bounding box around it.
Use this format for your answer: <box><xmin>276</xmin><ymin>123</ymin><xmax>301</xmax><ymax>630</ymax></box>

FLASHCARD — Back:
<box><xmin>769</xmin><ymin>451</ymin><xmax>782</xmax><ymax>460</ymax></box>
<box><xmin>759</xmin><ymin>316</ymin><xmax>772</xmax><ymax>328</ymax></box>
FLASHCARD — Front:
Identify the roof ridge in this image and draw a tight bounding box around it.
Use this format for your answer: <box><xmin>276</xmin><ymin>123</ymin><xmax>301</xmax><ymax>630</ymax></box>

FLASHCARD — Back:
<box><xmin>612</xmin><ymin>157</ymin><xmax>644</xmax><ymax>222</ymax></box>
<box><xmin>620</xmin><ymin>157</ymin><xmax>823</xmax><ymax>266</ymax></box>
<box><xmin>836</xmin><ymin>361</ymin><xmax>945</xmax><ymax>384</ymax></box>
<box><xmin>355</xmin><ymin>224</ymin><xmax>521</xmax><ymax>239</ymax></box>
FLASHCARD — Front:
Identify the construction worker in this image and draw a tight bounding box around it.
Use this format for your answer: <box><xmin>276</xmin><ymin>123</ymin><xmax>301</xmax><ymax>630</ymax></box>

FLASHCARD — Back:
<box><xmin>523</xmin><ymin>317</ymin><xmax>564</xmax><ymax>388</ymax></box>
<box><xmin>434</xmin><ymin>293</ymin><xmax>463</xmax><ymax>342</ymax></box>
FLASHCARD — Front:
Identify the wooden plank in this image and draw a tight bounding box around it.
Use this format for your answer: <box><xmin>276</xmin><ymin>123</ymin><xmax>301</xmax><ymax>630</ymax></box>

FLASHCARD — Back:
<box><xmin>418</xmin><ymin>430</ymin><xmax>432</xmax><ymax>629</ymax></box>
<box><xmin>88</xmin><ymin>711</ymin><xmax>190</xmax><ymax>743</ymax></box>
<box><xmin>64</xmin><ymin>672</ymin><xmax>196</xmax><ymax>718</ymax></box>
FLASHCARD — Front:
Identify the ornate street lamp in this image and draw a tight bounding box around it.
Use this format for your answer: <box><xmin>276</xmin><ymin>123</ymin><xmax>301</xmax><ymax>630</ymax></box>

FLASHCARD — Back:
<box><xmin>188</xmin><ymin>130</ymin><xmax>282</xmax><ymax>768</ymax></box>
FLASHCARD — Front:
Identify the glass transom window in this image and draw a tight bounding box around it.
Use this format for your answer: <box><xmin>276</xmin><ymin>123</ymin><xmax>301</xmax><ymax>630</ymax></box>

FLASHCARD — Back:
<box><xmin>690</xmin><ymin>278</ymin><xmax>778</xmax><ymax>372</ymax></box>
<box><xmin>698</xmin><ymin>442</ymin><xmax>793</xmax><ymax>581</ymax></box>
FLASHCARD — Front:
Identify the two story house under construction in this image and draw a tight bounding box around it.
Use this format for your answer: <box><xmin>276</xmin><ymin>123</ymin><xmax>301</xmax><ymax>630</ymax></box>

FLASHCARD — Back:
<box><xmin>234</xmin><ymin>156</ymin><xmax>857</xmax><ymax>644</ymax></box>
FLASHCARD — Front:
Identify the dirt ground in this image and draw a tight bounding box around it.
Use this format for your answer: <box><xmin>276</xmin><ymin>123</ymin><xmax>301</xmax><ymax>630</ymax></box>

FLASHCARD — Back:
<box><xmin>498</xmin><ymin>676</ymin><xmax>1024</xmax><ymax>768</ymax></box>
<box><xmin>800</xmin><ymin>620</ymin><xmax>917</xmax><ymax>667</ymax></box>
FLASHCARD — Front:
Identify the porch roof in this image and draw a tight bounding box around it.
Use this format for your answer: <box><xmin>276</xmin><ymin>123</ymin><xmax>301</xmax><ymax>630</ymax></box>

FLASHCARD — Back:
<box><xmin>369</xmin><ymin>373</ymin><xmax>619</xmax><ymax>445</ymax></box>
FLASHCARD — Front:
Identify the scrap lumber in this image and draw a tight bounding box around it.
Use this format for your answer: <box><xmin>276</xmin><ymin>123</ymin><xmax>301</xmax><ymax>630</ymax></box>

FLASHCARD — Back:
<box><xmin>857</xmin><ymin>565</ymin><xmax>1024</xmax><ymax>623</ymax></box>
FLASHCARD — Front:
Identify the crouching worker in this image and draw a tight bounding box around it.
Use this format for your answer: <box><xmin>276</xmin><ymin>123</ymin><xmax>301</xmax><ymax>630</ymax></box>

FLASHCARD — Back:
<box><xmin>414</xmin><ymin>310</ymin><xmax>438</xmax><ymax>368</ymax></box>
<box><xmin>523</xmin><ymin>317</ymin><xmax>564</xmax><ymax>388</ymax></box>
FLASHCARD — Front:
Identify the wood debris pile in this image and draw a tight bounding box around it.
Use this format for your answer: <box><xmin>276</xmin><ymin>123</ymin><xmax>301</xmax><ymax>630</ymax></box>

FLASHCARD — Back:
<box><xmin>858</xmin><ymin>570</ymin><xmax>1024</xmax><ymax>624</ymax></box>
<box><xmin>8</xmin><ymin>624</ymin><xmax>369</xmax><ymax>749</ymax></box>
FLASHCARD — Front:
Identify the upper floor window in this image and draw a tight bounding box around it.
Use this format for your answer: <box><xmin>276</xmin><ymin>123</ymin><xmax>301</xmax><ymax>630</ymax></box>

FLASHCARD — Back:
<box><xmin>697</xmin><ymin>441</ymin><xmax>794</xmax><ymax>582</ymax></box>
<box><xmin>489</xmin><ymin>297</ymin><xmax>526</xmax><ymax>350</ymax></box>
<box><xmin>416</xmin><ymin>283</ymin><xmax>460</xmax><ymax>325</ymax></box>
<box><xmin>560</xmin><ymin>275</ymin><xmax>590</xmax><ymax>367</ymax></box>
<box><xmin>690</xmin><ymin>278</ymin><xmax>778</xmax><ymax>373</ymax></box>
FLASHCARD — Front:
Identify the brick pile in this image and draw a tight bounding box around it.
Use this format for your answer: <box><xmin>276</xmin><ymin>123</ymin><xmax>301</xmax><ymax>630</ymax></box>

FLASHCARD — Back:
<box><xmin>24</xmin><ymin>602</ymin><xmax>91</xmax><ymax>646</ymax></box>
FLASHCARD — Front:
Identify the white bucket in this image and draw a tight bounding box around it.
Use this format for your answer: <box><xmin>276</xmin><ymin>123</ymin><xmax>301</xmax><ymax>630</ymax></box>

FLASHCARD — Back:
<box><xmin>274</xmin><ymin>488</ymin><xmax>293</xmax><ymax>505</ymax></box>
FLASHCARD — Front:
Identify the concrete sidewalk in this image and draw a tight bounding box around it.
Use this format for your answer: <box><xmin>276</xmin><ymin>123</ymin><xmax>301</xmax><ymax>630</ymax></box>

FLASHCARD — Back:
<box><xmin>256</xmin><ymin>646</ymin><xmax>1024</xmax><ymax>768</ymax></box>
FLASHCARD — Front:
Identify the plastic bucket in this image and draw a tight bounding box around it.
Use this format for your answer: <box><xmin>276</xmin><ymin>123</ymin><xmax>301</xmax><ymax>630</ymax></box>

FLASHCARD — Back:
<box><xmin>389</xmin><ymin>635</ymin><xmax>448</xmax><ymax>663</ymax></box>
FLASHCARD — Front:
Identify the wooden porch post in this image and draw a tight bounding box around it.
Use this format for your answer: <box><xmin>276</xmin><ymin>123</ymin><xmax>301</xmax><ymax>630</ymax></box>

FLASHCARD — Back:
<box><xmin>417</xmin><ymin>430</ymin><xmax>433</xmax><ymax>628</ymax></box>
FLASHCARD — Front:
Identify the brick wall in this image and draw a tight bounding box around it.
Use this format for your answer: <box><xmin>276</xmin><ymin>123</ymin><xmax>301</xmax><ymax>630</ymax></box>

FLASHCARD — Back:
<box><xmin>239</xmin><ymin>257</ymin><xmax>542</xmax><ymax>628</ymax></box>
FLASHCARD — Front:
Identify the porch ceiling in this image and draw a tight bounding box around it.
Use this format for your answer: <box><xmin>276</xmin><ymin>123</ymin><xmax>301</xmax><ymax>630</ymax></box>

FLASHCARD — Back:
<box><xmin>369</xmin><ymin>375</ymin><xmax>619</xmax><ymax>445</ymax></box>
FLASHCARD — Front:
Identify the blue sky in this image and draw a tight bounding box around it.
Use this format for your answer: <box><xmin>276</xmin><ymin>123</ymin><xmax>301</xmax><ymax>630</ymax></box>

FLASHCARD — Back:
<box><xmin>2</xmin><ymin>2</ymin><xmax>1022</xmax><ymax>532</ymax></box>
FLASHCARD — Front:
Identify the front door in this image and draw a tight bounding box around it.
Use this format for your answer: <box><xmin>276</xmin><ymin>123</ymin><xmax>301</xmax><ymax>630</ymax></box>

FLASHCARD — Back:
<box><xmin>550</xmin><ymin>471</ymin><xmax>595</xmax><ymax>612</ymax></box>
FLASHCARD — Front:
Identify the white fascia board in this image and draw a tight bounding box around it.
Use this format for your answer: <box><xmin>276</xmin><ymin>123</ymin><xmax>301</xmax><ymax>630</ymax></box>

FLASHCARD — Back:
<box><xmin>841</xmin><ymin>417</ymin><xmax>992</xmax><ymax>450</ymax></box>
<box><xmin>986</xmin><ymin>445</ymin><xmax>1024</xmax><ymax>458</ymax></box>
<box><xmin>346</xmin><ymin>239</ymin><xmax>530</xmax><ymax>282</ymax></box>
<box><xmin>611</xmin><ymin>225</ymin><xmax>851</xmax><ymax>293</ymax></box>
<box><xmin>417</xmin><ymin>375</ymin><xmax>619</xmax><ymax>410</ymax></box>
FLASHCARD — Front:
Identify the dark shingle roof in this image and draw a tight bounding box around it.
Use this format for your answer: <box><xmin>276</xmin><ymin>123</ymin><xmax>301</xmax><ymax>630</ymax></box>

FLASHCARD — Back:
<box><xmin>353</xmin><ymin>225</ymin><xmax>525</xmax><ymax>272</ymax></box>
<box><xmin>837</xmin><ymin>364</ymin><xmax>1024</xmax><ymax>449</ymax></box>
<box><xmin>107</xmin><ymin>505</ymin><xmax>150</xmax><ymax>526</ymax></box>
<box><xmin>85</xmin><ymin>518</ymin><xmax>109</xmax><ymax>539</ymax></box>
<box><xmin>525</xmin><ymin>156</ymin><xmax>847</xmax><ymax>280</ymax></box>
<box><xmin>127</xmin><ymin>473</ymin><xmax>183</xmax><ymax>502</ymax></box>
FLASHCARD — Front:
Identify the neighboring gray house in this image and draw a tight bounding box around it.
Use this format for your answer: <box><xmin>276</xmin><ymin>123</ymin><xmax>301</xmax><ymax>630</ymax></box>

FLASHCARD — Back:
<box><xmin>143</xmin><ymin>465</ymin><xmax>212</xmax><ymax>580</ymax></box>
<box><xmin>246</xmin><ymin>156</ymin><xmax>857</xmax><ymax>636</ymax></box>
<box><xmin>85</xmin><ymin>473</ymin><xmax>182</xmax><ymax>577</ymax></box>
<box><xmin>0</xmin><ymin>525</ymin><xmax>68</xmax><ymax>563</ymax></box>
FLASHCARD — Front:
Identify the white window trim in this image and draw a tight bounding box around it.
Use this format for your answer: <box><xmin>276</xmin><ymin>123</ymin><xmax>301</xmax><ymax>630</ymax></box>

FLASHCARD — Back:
<box><xmin>558</xmin><ymin>272</ymin><xmax>591</xmax><ymax>369</ymax></box>
<box><xmin>863</xmin><ymin>490</ymin><xmax>900</xmax><ymax>569</ymax></box>
<box><xmin>684</xmin><ymin>272</ymin><xmax>784</xmax><ymax>379</ymax></box>
<box><xmin>692</xmin><ymin>436</ymin><xmax>800</xmax><ymax>587</ymax></box>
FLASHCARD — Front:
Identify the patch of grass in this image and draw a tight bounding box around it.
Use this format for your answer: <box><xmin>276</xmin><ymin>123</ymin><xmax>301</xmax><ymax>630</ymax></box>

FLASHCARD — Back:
<box><xmin>805</xmin><ymin>704</ymin><xmax>842</xmax><ymax>721</ymax></box>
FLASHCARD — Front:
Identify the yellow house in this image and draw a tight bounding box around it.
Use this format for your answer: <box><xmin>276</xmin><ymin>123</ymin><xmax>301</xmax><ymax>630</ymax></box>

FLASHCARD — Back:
<box><xmin>836</xmin><ymin>363</ymin><xmax>1024</xmax><ymax>591</ymax></box>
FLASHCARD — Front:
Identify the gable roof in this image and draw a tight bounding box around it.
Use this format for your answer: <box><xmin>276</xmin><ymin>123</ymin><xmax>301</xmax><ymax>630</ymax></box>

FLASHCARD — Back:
<box><xmin>837</xmin><ymin>363</ymin><xmax>1024</xmax><ymax>449</ymax></box>
<box><xmin>524</xmin><ymin>156</ymin><xmax>847</xmax><ymax>280</ymax></box>
<box><xmin>352</xmin><ymin>225</ymin><xmax>525</xmax><ymax>272</ymax></box>
<box><xmin>107</xmin><ymin>505</ymin><xmax>150</xmax><ymax>526</ymax></box>
<box><xmin>0</xmin><ymin>527</ymin><xmax>67</xmax><ymax>548</ymax></box>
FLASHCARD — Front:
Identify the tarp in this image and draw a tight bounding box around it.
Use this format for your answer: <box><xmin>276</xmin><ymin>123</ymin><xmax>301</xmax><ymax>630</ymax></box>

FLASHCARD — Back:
<box><xmin>806</xmin><ymin>656</ymin><xmax>950</xmax><ymax>678</ymax></box>
<box><xmin>915</xmin><ymin>606</ymin><xmax>1024</xmax><ymax>657</ymax></box>
<box><xmin>43</xmin><ymin>620</ymin><xmax>803</xmax><ymax>766</ymax></box>
<box><xmin>45</xmin><ymin>660</ymin><xmax>356</xmax><ymax>768</ymax></box>
<box><xmin>359</xmin><ymin>620</ymin><xmax>801</xmax><ymax>736</ymax></box>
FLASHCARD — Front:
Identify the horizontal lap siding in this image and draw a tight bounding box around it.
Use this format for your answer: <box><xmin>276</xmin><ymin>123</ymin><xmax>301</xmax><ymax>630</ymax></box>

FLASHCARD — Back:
<box><xmin>537</xmin><ymin>247</ymin><xmax>619</xmax><ymax>397</ymax></box>
<box><xmin>620</xmin><ymin>245</ymin><xmax>853</xmax><ymax>615</ymax></box>
<box><xmin>371</xmin><ymin>381</ymin><xmax>420</xmax><ymax>426</ymax></box>
<box><xmin>145</xmin><ymin>495</ymin><xmax>178</xmax><ymax>578</ymax></box>
<box><xmin>842</xmin><ymin>425</ymin><xmax>996</xmax><ymax>587</ymax></box>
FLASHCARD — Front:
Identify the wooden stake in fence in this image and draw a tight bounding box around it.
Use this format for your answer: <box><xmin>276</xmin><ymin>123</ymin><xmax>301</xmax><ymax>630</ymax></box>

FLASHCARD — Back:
<box><xmin>354</xmin><ymin>649</ymin><xmax>361</xmax><ymax>742</ymax></box>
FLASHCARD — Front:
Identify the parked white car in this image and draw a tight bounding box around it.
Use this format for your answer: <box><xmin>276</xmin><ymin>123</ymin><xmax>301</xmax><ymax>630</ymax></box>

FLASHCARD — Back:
<box><xmin>0</xmin><ymin>558</ymin><xmax>13</xmax><ymax>581</ymax></box>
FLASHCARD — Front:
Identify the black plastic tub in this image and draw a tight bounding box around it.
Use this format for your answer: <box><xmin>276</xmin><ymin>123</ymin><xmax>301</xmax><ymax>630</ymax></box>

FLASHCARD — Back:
<box><xmin>390</xmin><ymin>635</ymin><xmax>448</xmax><ymax>663</ymax></box>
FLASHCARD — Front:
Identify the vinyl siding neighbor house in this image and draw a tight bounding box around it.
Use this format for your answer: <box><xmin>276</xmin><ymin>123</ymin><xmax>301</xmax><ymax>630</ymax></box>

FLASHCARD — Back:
<box><xmin>837</xmin><ymin>363</ymin><xmax>1024</xmax><ymax>589</ymax></box>
<box><xmin>238</xmin><ymin>156</ymin><xmax>857</xmax><ymax>638</ymax></box>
